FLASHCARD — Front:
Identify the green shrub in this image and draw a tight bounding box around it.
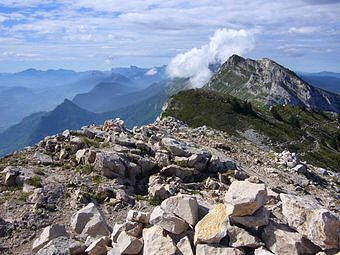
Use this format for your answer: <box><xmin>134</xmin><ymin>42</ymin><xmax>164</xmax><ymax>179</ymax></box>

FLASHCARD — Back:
<box><xmin>149</xmin><ymin>195</ymin><xmax>162</xmax><ymax>206</ymax></box>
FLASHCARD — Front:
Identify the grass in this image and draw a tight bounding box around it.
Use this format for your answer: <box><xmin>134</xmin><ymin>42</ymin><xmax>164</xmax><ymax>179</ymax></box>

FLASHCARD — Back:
<box><xmin>33</xmin><ymin>167</ymin><xmax>45</xmax><ymax>176</ymax></box>
<box><xmin>149</xmin><ymin>195</ymin><xmax>162</xmax><ymax>206</ymax></box>
<box><xmin>92</xmin><ymin>175</ymin><xmax>102</xmax><ymax>186</ymax></box>
<box><xmin>26</xmin><ymin>175</ymin><xmax>43</xmax><ymax>188</ymax></box>
<box><xmin>80</xmin><ymin>136</ymin><xmax>100</xmax><ymax>148</ymax></box>
<box><xmin>134</xmin><ymin>194</ymin><xmax>148</xmax><ymax>201</ymax></box>
<box><xmin>76</xmin><ymin>164</ymin><xmax>94</xmax><ymax>175</ymax></box>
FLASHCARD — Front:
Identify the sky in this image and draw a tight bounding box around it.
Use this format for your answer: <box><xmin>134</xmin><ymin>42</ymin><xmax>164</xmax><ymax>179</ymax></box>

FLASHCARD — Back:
<box><xmin>0</xmin><ymin>0</ymin><xmax>339</xmax><ymax>73</ymax></box>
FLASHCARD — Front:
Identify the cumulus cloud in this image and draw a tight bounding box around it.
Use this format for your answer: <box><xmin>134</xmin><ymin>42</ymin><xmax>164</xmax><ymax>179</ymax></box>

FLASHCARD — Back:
<box><xmin>166</xmin><ymin>28</ymin><xmax>256</xmax><ymax>87</ymax></box>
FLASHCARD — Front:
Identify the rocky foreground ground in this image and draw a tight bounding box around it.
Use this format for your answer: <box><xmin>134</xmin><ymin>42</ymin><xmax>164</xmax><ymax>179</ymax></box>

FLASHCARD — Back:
<box><xmin>0</xmin><ymin>117</ymin><xmax>339</xmax><ymax>255</ymax></box>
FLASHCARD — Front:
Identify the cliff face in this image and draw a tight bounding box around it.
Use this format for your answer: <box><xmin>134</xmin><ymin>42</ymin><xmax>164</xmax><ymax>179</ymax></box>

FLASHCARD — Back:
<box><xmin>0</xmin><ymin>117</ymin><xmax>339</xmax><ymax>254</ymax></box>
<box><xmin>206</xmin><ymin>55</ymin><xmax>340</xmax><ymax>113</ymax></box>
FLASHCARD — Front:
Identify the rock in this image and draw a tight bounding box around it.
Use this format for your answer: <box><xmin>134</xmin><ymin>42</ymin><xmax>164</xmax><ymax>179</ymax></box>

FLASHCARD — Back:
<box><xmin>230</xmin><ymin>207</ymin><xmax>269</xmax><ymax>228</ymax></box>
<box><xmin>207</xmin><ymin>153</ymin><xmax>237</xmax><ymax>173</ymax></box>
<box><xmin>35</xmin><ymin>237</ymin><xmax>86</xmax><ymax>255</ymax></box>
<box><xmin>177</xmin><ymin>236</ymin><xmax>194</xmax><ymax>255</ymax></box>
<box><xmin>71</xmin><ymin>203</ymin><xmax>111</xmax><ymax>238</ymax></box>
<box><xmin>94</xmin><ymin>152</ymin><xmax>126</xmax><ymax>178</ymax></box>
<box><xmin>293</xmin><ymin>164</ymin><xmax>307</xmax><ymax>174</ymax></box>
<box><xmin>76</xmin><ymin>149</ymin><xmax>87</xmax><ymax>164</ymax></box>
<box><xmin>150</xmin><ymin>206</ymin><xmax>189</xmax><ymax>234</ymax></box>
<box><xmin>187</xmin><ymin>151</ymin><xmax>211</xmax><ymax>171</ymax></box>
<box><xmin>160</xmin><ymin>164</ymin><xmax>199</xmax><ymax>179</ymax></box>
<box><xmin>225</xmin><ymin>180</ymin><xmax>267</xmax><ymax>217</ymax></box>
<box><xmin>126</xmin><ymin>210</ymin><xmax>150</xmax><ymax>224</ymax></box>
<box><xmin>32</xmin><ymin>224</ymin><xmax>69</xmax><ymax>253</ymax></box>
<box><xmin>155</xmin><ymin>150</ymin><xmax>171</xmax><ymax>167</ymax></box>
<box><xmin>2</xmin><ymin>166</ymin><xmax>33</xmax><ymax>186</ymax></box>
<box><xmin>194</xmin><ymin>204</ymin><xmax>229</xmax><ymax>244</ymax></box>
<box><xmin>148</xmin><ymin>176</ymin><xmax>171</xmax><ymax>200</ymax></box>
<box><xmin>34</xmin><ymin>152</ymin><xmax>53</xmax><ymax>165</ymax></box>
<box><xmin>280</xmin><ymin>193</ymin><xmax>340</xmax><ymax>250</ymax></box>
<box><xmin>161</xmin><ymin>137</ymin><xmax>192</xmax><ymax>157</ymax></box>
<box><xmin>142</xmin><ymin>225</ymin><xmax>177</xmax><ymax>255</ymax></box>
<box><xmin>160</xmin><ymin>194</ymin><xmax>199</xmax><ymax>225</ymax></box>
<box><xmin>103</xmin><ymin>118</ymin><xmax>127</xmax><ymax>132</ymax></box>
<box><xmin>261</xmin><ymin>221</ymin><xmax>321</xmax><ymax>255</ymax></box>
<box><xmin>36</xmin><ymin>236</ymin><xmax>70</xmax><ymax>255</ymax></box>
<box><xmin>116</xmin><ymin>231</ymin><xmax>143</xmax><ymax>254</ymax></box>
<box><xmin>85</xmin><ymin>236</ymin><xmax>109</xmax><ymax>255</ymax></box>
<box><xmin>227</xmin><ymin>225</ymin><xmax>262</xmax><ymax>248</ymax></box>
<box><xmin>196</xmin><ymin>244</ymin><xmax>245</xmax><ymax>255</ymax></box>
<box><xmin>111</xmin><ymin>221</ymin><xmax>143</xmax><ymax>242</ymax></box>
<box><xmin>254</xmin><ymin>247</ymin><xmax>273</xmax><ymax>255</ymax></box>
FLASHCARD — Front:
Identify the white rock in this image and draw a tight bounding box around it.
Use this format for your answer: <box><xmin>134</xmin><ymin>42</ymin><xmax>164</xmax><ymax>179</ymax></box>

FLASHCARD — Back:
<box><xmin>194</xmin><ymin>204</ymin><xmax>229</xmax><ymax>244</ymax></box>
<box><xmin>94</xmin><ymin>152</ymin><xmax>126</xmax><ymax>178</ymax></box>
<box><xmin>177</xmin><ymin>236</ymin><xmax>194</xmax><ymax>255</ymax></box>
<box><xmin>230</xmin><ymin>207</ymin><xmax>269</xmax><ymax>228</ymax></box>
<box><xmin>126</xmin><ymin>210</ymin><xmax>150</xmax><ymax>224</ymax></box>
<box><xmin>187</xmin><ymin>151</ymin><xmax>211</xmax><ymax>171</ymax></box>
<box><xmin>142</xmin><ymin>225</ymin><xmax>177</xmax><ymax>255</ymax></box>
<box><xmin>116</xmin><ymin>231</ymin><xmax>143</xmax><ymax>254</ymax></box>
<box><xmin>280</xmin><ymin>193</ymin><xmax>340</xmax><ymax>250</ymax></box>
<box><xmin>224</xmin><ymin>180</ymin><xmax>267</xmax><ymax>217</ymax></box>
<box><xmin>85</xmin><ymin>236</ymin><xmax>109</xmax><ymax>255</ymax></box>
<box><xmin>161</xmin><ymin>137</ymin><xmax>192</xmax><ymax>157</ymax></box>
<box><xmin>32</xmin><ymin>224</ymin><xmax>69</xmax><ymax>253</ymax></box>
<box><xmin>71</xmin><ymin>203</ymin><xmax>111</xmax><ymax>238</ymax></box>
<box><xmin>160</xmin><ymin>194</ymin><xmax>199</xmax><ymax>225</ymax></box>
<box><xmin>111</xmin><ymin>221</ymin><xmax>143</xmax><ymax>242</ymax></box>
<box><xmin>254</xmin><ymin>247</ymin><xmax>273</xmax><ymax>255</ymax></box>
<box><xmin>261</xmin><ymin>221</ymin><xmax>320</xmax><ymax>255</ymax></box>
<box><xmin>149</xmin><ymin>206</ymin><xmax>188</xmax><ymax>234</ymax></box>
<box><xmin>227</xmin><ymin>225</ymin><xmax>262</xmax><ymax>248</ymax></box>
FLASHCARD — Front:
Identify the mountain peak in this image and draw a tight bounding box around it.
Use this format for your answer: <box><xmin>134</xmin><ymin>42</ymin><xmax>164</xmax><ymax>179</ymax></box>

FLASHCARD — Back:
<box><xmin>207</xmin><ymin>56</ymin><xmax>340</xmax><ymax>113</ymax></box>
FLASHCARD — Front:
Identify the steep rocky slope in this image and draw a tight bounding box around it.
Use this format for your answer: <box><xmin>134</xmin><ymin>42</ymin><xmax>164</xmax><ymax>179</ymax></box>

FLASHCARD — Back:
<box><xmin>206</xmin><ymin>55</ymin><xmax>340</xmax><ymax>113</ymax></box>
<box><xmin>0</xmin><ymin>117</ymin><xmax>339</xmax><ymax>254</ymax></box>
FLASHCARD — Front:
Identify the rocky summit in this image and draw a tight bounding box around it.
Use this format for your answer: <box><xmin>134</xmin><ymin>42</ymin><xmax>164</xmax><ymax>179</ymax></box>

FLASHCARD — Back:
<box><xmin>0</xmin><ymin>116</ymin><xmax>339</xmax><ymax>255</ymax></box>
<box><xmin>206</xmin><ymin>55</ymin><xmax>340</xmax><ymax>113</ymax></box>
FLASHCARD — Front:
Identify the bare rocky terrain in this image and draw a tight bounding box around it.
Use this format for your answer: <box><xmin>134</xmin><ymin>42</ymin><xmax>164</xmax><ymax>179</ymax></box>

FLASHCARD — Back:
<box><xmin>0</xmin><ymin>116</ymin><xmax>339</xmax><ymax>255</ymax></box>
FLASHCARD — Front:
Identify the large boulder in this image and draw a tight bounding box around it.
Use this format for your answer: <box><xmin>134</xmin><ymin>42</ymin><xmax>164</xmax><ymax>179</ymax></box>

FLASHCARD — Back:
<box><xmin>194</xmin><ymin>204</ymin><xmax>229</xmax><ymax>244</ymax></box>
<box><xmin>94</xmin><ymin>152</ymin><xmax>126</xmax><ymax>178</ymax></box>
<box><xmin>142</xmin><ymin>225</ymin><xmax>177</xmax><ymax>255</ymax></box>
<box><xmin>196</xmin><ymin>244</ymin><xmax>245</xmax><ymax>255</ymax></box>
<box><xmin>224</xmin><ymin>180</ymin><xmax>267</xmax><ymax>217</ymax></box>
<box><xmin>32</xmin><ymin>224</ymin><xmax>69</xmax><ymax>253</ymax></box>
<box><xmin>160</xmin><ymin>194</ymin><xmax>199</xmax><ymax>225</ymax></box>
<box><xmin>70</xmin><ymin>203</ymin><xmax>111</xmax><ymax>238</ymax></box>
<box><xmin>149</xmin><ymin>206</ymin><xmax>189</xmax><ymax>234</ymax></box>
<box><xmin>280</xmin><ymin>193</ymin><xmax>340</xmax><ymax>250</ymax></box>
<box><xmin>161</xmin><ymin>137</ymin><xmax>192</xmax><ymax>157</ymax></box>
<box><xmin>34</xmin><ymin>152</ymin><xmax>53</xmax><ymax>165</ymax></box>
<box><xmin>261</xmin><ymin>221</ymin><xmax>321</xmax><ymax>255</ymax></box>
<box><xmin>111</xmin><ymin>221</ymin><xmax>143</xmax><ymax>242</ymax></box>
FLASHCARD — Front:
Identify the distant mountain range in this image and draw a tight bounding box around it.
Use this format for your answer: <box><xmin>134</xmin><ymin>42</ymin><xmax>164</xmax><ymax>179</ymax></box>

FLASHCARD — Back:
<box><xmin>298</xmin><ymin>72</ymin><xmax>340</xmax><ymax>94</ymax></box>
<box><xmin>0</xmin><ymin>57</ymin><xmax>339</xmax><ymax>158</ymax></box>
<box><xmin>0</xmin><ymin>66</ymin><xmax>166</xmax><ymax>132</ymax></box>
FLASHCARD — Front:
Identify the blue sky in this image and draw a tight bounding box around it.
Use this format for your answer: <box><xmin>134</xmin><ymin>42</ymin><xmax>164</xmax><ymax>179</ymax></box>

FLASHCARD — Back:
<box><xmin>0</xmin><ymin>0</ymin><xmax>339</xmax><ymax>73</ymax></box>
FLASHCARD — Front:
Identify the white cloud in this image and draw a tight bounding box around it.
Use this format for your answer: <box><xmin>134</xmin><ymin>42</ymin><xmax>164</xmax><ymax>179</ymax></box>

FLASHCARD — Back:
<box><xmin>167</xmin><ymin>28</ymin><xmax>256</xmax><ymax>87</ymax></box>
<box><xmin>289</xmin><ymin>26</ymin><xmax>319</xmax><ymax>34</ymax></box>
<box><xmin>2</xmin><ymin>51</ymin><xmax>40</xmax><ymax>58</ymax></box>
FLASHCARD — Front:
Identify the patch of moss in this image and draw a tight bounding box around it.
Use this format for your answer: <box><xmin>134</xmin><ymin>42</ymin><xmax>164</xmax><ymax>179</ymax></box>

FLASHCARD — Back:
<box><xmin>149</xmin><ymin>195</ymin><xmax>162</xmax><ymax>206</ymax></box>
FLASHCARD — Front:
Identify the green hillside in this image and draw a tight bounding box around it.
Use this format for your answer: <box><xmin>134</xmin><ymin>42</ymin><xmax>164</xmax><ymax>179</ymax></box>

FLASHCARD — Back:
<box><xmin>162</xmin><ymin>89</ymin><xmax>340</xmax><ymax>171</ymax></box>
